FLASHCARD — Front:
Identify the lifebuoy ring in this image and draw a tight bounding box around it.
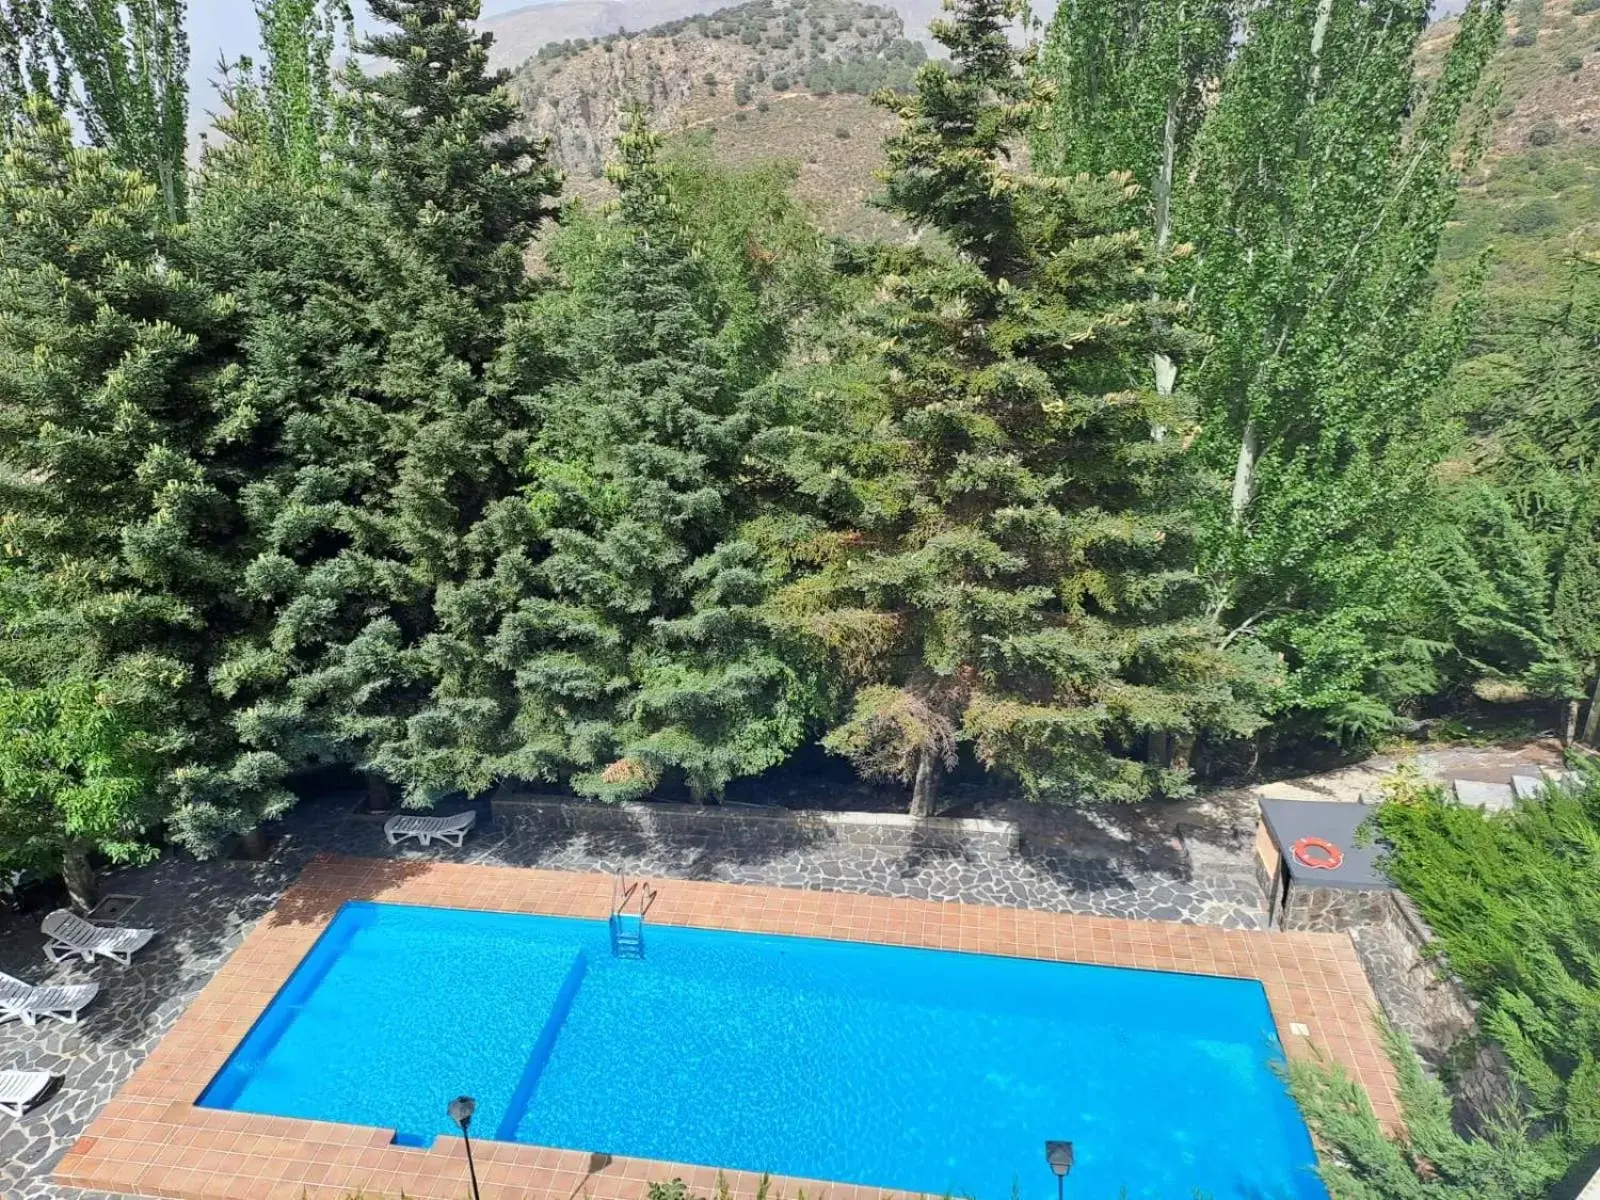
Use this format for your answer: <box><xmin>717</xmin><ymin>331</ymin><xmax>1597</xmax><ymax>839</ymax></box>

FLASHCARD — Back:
<box><xmin>1292</xmin><ymin>836</ymin><xmax>1343</xmax><ymax>870</ymax></box>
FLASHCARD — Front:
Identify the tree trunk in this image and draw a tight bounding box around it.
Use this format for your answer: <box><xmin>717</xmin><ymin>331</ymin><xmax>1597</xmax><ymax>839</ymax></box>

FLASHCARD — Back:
<box><xmin>1153</xmin><ymin>90</ymin><xmax>1179</xmax><ymax>256</ymax></box>
<box><xmin>1582</xmin><ymin>669</ymin><xmax>1600</xmax><ymax>747</ymax></box>
<box><xmin>238</xmin><ymin>826</ymin><xmax>270</xmax><ymax>860</ymax></box>
<box><xmin>909</xmin><ymin>750</ymin><xmax>942</xmax><ymax>818</ymax></box>
<box><xmin>364</xmin><ymin>772</ymin><xmax>394</xmax><ymax>813</ymax></box>
<box><xmin>1565</xmin><ymin>698</ymin><xmax>1580</xmax><ymax>745</ymax></box>
<box><xmin>1149</xmin><ymin>88</ymin><xmax>1180</xmax><ymax>434</ymax></box>
<box><xmin>1148</xmin><ymin>729</ymin><xmax>1171</xmax><ymax>767</ymax></box>
<box><xmin>1229</xmin><ymin>418</ymin><xmax>1259</xmax><ymax>524</ymax></box>
<box><xmin>1170</xmin><ymin>733</ymin><xmax>1196</xmax><ymax>772</ymax></box>
<box><xmin>61</xmin><ymin>842</ymin><xmax>97</xmax><ymax>912</ymax></box>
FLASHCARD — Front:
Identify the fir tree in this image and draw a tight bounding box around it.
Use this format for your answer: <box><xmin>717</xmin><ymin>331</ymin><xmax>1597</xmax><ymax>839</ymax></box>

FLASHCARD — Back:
<box><xmin>200</xmin><ymin>0</ymin><xmax>559</xmax><ymax>807</ymax></box>
<box><xmin>777</xmin><ymin>0</ymin><xmax>1265</xmax><ymax>815</ymax></box>
<box><xmin>498</xmin><ymin>111</ymin><xmax>811</xmax><ymax>802</ymax></box>
<box><xmin>0</xmin><ymin>98</ymin><xmax>292</xmax><ymax>854</ymax></box>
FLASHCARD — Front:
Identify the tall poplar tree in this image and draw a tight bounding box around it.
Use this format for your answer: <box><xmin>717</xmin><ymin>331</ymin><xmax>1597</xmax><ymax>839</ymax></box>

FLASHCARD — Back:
<box><xmin>1033</xmin><ymin>0</ymin><xmax>1507</xmax><ymax>740</ymax></box>
<box><xmin>50</xmin><ymin>0</ymin><xmax>190</xmax><ymax>221</ymax></box>
<box><xmin>1033</xmin><ymin>0</ymin><xmax>1233</xmax><ymax>255</ymax></box>
<box><xmin>774</xmin><ymin>0</ymin><xmax>1264</xmax><ymax>815</ymax></box>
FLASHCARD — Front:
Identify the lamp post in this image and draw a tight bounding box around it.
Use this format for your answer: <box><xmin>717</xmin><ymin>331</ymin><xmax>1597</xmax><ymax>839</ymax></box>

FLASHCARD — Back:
<box><xmin>1044</xmin><ymin>1140</ymin><xmax>1074</xmax><ymax>1200</ymax></box>
<box><xmin>448</xmin><ymin>1095</ymin><xmax>481</xmax><ymax>1200</ymax></box>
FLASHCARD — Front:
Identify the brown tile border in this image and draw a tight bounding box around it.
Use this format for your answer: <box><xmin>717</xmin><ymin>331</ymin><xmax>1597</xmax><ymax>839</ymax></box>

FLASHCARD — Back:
<box><xmin>56</xmin><ymin>855</ymin><xmax>1396</xmax><ymax>1200</ymax></box>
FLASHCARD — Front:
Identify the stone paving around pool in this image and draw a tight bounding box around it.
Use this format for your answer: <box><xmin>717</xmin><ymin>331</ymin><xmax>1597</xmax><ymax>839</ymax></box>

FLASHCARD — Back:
<box><xmin>53</xmin><ymin>857</ymin><xmax>1396</xmax><ymax>1200</ymax></box>
<box><xmin>0</xmin><ymin>786</ymin><xmax>1277</xmax><ymax>1200</ymax></box>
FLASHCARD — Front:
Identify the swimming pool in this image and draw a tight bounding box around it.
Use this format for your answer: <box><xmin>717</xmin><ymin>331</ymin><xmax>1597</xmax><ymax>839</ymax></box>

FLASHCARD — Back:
<box><xmin>199</xmin><ymin>901</ymin><xmax>1324</xmax><ymax>1200</ymax></box>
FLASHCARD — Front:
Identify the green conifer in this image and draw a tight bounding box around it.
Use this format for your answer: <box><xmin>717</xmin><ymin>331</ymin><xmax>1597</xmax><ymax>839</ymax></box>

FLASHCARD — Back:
<box><xmin>0</xmin><ymin>99</ymin><xmax>292</xmax><ymax>853</ymax></box>
<box><xmin>781</xmin><ymin>0</ymin><xmax>1265</xmax><ymax>814</ymax></box>
<box><xmin>503</xmin><ymin>112</ymin><xmax>810</xmax><ymax>802</ymax></box>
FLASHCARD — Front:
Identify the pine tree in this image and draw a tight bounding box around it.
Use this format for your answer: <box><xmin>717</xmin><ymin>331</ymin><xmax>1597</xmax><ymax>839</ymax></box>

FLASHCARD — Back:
<box><xmin>0</xmin><ymin>99</ymin><xmax>292</xmax><ymax>856</ymax></box>
<box><xmin>775</xmin><ymin>0</ymin><xmax>1265</xmax><ymax>815</ymax></box>
<box><xmin>498</xmin><ymin>111</ymin><xmax>811</xmax><ymax>802</ymax></box>
<box><xmin>199</xmin><ymin>0</ymin><xmax>560</xmax><ymax>808</ymax></box>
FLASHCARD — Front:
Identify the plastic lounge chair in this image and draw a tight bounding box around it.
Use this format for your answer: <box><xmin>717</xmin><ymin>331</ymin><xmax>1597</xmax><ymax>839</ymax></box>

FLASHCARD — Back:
<box><xmin>0</xmin><ymin>1070</ymin><xmax>51</xmax><ymax>1117</ymax></box>
<box><xmin>384</xmin><ymin>810</ymin><xmax>477</xmax><ymax>848</ymax></box>
<box><xmin>0</xmin><ymin>971</ymin><xmax>99</xmax><ymax>1026</ymax></box>
<box><xmin>41</xmin><ymin>909</ymin><xmax>155</xmax><ymax>966</ymax></box>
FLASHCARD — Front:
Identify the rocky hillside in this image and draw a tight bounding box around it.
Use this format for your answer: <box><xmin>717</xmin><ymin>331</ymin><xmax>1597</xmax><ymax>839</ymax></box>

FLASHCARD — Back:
<box><xmin>1431</xmin><ymin>0</ymin><xmax>1600</xmax><ymax>319</ymax></box>
<box><xmin>1422</xmin><ymin>0</ymin><xmax>1600</xmax><ymax>155</ymax></box>
<box><xmin>482</xmin><ymin>0</ymin><xmax>952</xmax><ymax>70</ymax></box>
<box><xmin>507</xmin><ymin>0</ymin><xmax>924</xmax><ymax>182</ymax></box>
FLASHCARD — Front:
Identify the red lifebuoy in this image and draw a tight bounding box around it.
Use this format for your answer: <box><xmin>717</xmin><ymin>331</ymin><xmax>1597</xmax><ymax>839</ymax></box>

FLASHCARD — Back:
<box><xmin>1293</xmin><ymin>836</ymin><xmax>1343</xmax><ymax>870</ymax></box>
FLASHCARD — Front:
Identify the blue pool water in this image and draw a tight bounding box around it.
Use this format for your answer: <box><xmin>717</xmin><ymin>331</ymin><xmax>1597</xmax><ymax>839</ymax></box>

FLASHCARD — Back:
<box><xmin>200</xmin><ymin>902</ymin><xmax>1324</xmax><ymax>1200</ymax></box>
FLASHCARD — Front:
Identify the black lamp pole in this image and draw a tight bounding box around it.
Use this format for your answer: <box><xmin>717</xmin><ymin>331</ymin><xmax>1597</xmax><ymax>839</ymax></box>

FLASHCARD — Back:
<box><xmin>1045</xmin><ymin>1140</ymin><xmax>1074</xmax><ymax>1200</ymax></box>
<box><xmin>448</xmin><ymin>1095</ymin><xmax>481</xmax><ymax>1200</ymax></box>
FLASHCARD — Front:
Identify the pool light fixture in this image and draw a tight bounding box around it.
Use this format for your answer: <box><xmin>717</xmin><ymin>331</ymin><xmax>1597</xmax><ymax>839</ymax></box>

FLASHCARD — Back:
<box><xmin>448</xmin><ymin>1095</ymin><xmax>481</xmax><ymax>1200</ymax></box>
<box><xmin>1045</xmin><ymin>1140</ymin><xmax>1074</xmax><ymax>1200</ymax></box>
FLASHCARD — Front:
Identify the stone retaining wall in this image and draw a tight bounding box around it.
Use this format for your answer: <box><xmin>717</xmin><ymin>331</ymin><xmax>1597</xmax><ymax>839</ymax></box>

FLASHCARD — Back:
<box><xmin>1347</xmin><ymin>890</ymin><xmax>1517</xmax><ymax>1127</ymax></box>
<box><xmin>489</xmin><ymin>787</ymin><xmax>1020</xmax><ymax>855</ymax></box>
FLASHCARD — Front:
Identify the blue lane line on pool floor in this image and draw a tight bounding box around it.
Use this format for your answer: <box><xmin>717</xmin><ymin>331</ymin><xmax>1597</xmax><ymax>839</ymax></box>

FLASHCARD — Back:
<box><xmin>495</xmin><ymin>949</ymin><xmax>590</xmax><ymax>1143</ymax></box>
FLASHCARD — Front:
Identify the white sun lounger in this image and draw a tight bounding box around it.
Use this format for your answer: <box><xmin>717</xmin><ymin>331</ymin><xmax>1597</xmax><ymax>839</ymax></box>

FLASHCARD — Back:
<box><xmin>384</xmin><ymin>810</ymin><xmax>477</xmax><ymax>848</ymax></box>
<box><xmin>0</xmin><ymin>971</ymin><xmax>99</xmax><ymax>1026</ymax></box>
<box><xmin>41</xmin><ymin>909</ymin><xmax>155</xmax><ymax>966</ymax></box>
<box><xmin>0</xmin><ymin>1069</ymin><xmax>53</xmax><ymax>1117</ymax></box>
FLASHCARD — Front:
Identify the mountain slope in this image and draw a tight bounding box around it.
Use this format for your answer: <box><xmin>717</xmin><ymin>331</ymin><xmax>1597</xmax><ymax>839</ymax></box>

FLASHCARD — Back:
<box><xmin>507</xmin><ymin>0</ymin><xmax>921</xmax><ymax>202</ymax></box>
<box><xmin>483</xmin><ymin>0</ymin><xmax>952</xmax><ymax>70</ymax></box>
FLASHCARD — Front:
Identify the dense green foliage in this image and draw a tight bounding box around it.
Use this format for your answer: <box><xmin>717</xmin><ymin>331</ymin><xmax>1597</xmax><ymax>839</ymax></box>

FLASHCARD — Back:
<box><xmin>757</xmin><ymin>0</ymin><xmax>1267</xmax><ymax>811</ymax></box>
<box><xmin>1377</xmin><ymin>769</ymin><xmax>1600</xmax><ymax>1160</ymax></box>
<box><xmin>1034</xmin><ymin>0</ymin><xmax>1514</xmax><ymax>748</ymax></box>
<box><xmin>1290</xmin><ymin>1018</ymin><xmax>1560</xmax><ymax>1200</ymax></box>
<box><xmin>0</xmin><ymin>97</ymin><xmax>294</xmax><ymax>854</ymax></box>
<box><xmin>0</xmin><ymin>672</ymin><xmax>163</xmax><ymax>909</ymax></box>
<box><xmin>1286</xmin><ymin>769</ymin><xmax>1600</xmax><ymax>1199</ymax></box>
<box><xmin>0</xmin><ymin>0</ymin><xmax>1594</xmax><ymax>903</ymax></box>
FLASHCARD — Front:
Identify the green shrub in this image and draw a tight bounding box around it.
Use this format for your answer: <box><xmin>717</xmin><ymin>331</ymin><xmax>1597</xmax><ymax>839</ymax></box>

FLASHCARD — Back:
<box><xmin>734</xmin><ymin>80</ymin><xmax>752</xmax><ymax>105</ymax></box>
<box><xmin>1290</xmin><ymin>1020</ymin><xmax>1563</xmax><ymax>1200</ymax></box>
<box><xmin>1528</xmin><ymin>120</ymin><xmax>1559</xmax><ymax>146</ymax></box>
<box><xmin>756</xmin><ymin>99</ymin><xmax>770</xmax><ymax>113</ymax></box>
<box><xmin>1562</xmin><ymin>51</ymin><xmax>1586</xmax><ymax>71</ymax></box>
<box><xmin>1374</xmin><ymin>764</ymin><xmax>1600</xmax><ymax>1163</ymax></box>
<box><xmin>1510</xmin><ymin>29</ymin><xmax>1537</xmax><ymax>47</ymax></box>
<box><xmin>1501</xmin><ymin>198</ymin><xmax>1560</xmax><ymax>234</ymax></box>
<box><xmin>833</xmin><ymin>125</ymin><xmax>850</xmax><ymax>138</ymax></box>
<box><xmin>1577</xmin><ymin>0</ymin><xmax>1600</xmax><ymax>13</ymax></box>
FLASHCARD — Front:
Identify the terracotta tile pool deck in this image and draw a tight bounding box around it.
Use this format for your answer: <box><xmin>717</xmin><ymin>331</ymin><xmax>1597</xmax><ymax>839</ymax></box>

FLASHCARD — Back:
<box><xmin>55</xmin><ymin>854</ymin><xmax>1396</xmax><ymax>1200</ymax></box>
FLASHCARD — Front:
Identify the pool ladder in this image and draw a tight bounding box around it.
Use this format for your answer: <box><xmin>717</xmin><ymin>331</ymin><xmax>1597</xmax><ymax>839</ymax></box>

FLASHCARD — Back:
<box><xmin>609</xmin><ymin>871</ymin><xmax>655</xmax><ymax>959</ymax></box>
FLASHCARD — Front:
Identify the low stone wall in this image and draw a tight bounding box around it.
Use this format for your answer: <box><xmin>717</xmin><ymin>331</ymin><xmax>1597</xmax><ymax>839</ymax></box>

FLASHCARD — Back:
<box><xmin>489</xmin><ymin>787</ymin><xmax>1020</xmax><ymax>855</ymax></box>
<box><xmin>1348</xmin><ymin>890</ymin><xmax>1516</xmax><ymax>1128</ymax></box>
<box><xmin>1280</xmin><ymin>882</ymin><xmax>1396</xmax><ymax>932</ymax></box>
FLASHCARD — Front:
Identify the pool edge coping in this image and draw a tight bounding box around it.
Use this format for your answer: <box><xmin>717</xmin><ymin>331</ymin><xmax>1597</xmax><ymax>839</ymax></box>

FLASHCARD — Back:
<box><xmin>55</xmin><ymin>854</ymin><xmax>1398</xmax><ymax>1200</ymax></box>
